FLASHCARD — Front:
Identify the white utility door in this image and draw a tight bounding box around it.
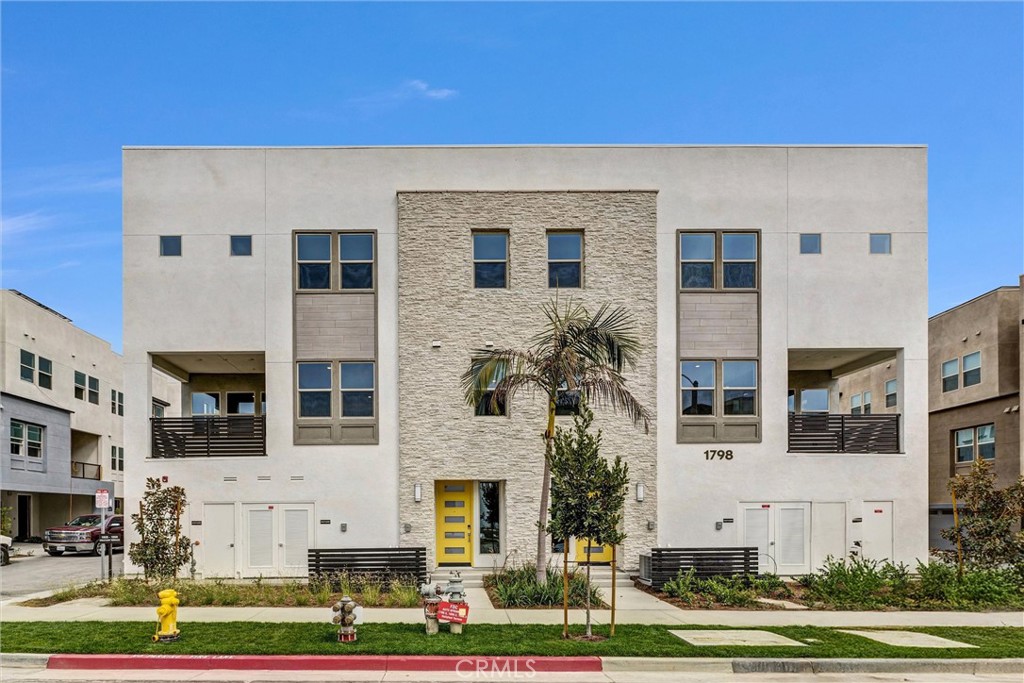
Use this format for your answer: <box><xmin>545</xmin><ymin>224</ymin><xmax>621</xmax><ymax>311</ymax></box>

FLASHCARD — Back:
<box><xmin>203</xmin><ymin>503</ymin><xmax>236</xmax><ymax>578</ymax></box>
<box><xmin>740</xmin><ymin>502</ymin><xmax>811</xmax><ymax>575</ymax></box>
<box><xmin>241</xmin><ymin>503</ymin><xmax>314</xmax><ymax>577</ymax></box>
<box><xmin>280</xmin><ymin>506</ymin><xmax>313</xmax><ymax>574</ymax></box>
<box><xmin>244</xmin><ymin>505</ymin><xmax>276</xmax><ymax>575</ymax></box>
<box><xmin>861</xmin><ymin>501</ymin><xmax>893</xmax><ymax>562</ymax></box>
<box><xmin>811</xmin><ymin>502</ymin><xmax>847</xmax><ymax>569</ymax></box>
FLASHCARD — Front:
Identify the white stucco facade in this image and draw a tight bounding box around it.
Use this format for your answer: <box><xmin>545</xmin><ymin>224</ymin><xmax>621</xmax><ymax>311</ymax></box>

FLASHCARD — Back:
<box><xmin>122</xmin><ymin>146</ymin><xmax>928</xmax><ymax>577</ymax></box>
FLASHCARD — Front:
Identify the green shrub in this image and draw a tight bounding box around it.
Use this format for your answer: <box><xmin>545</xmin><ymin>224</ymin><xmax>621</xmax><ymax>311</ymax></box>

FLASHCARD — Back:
<box><xmin>485</xmin><ymin>563</ymin><xmax>600</xmax><ymax>608</ymax></box>
<box><xmin>749</xmin><ymin>573</ymin><xmax>793</xmax><ymax>599</ymax></box>
<box><xmin>662</xmin><ymin>568</ymin><xmax>696</xmax><ymax>601</ymax></box>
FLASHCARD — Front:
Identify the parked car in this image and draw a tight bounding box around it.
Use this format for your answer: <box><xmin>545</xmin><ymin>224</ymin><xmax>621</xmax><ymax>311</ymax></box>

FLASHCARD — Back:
<box><xmin>43</xmin><ymin>515</ymin><xmax>124</xmax><ymax>556</ymax></box>
<box><xmin>1</xmin><ymin>534</ymin><xmax>11</xmax><ymax>565</ymax></box>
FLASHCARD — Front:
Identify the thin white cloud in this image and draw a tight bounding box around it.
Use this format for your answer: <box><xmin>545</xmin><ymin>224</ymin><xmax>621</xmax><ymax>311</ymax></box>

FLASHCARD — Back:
<box><xmin>404</xmin><ymin>80</ymin><xmax>458</xmax><ymax>100</ymax></box>
<box><xmin>1</xmin><ymin>211</ymin><xmax>59</xmax><ymax>236</ymax></box>
<box><xmin>4</xmin><ymin>162</ymin><xmax>120</xmax><ymax>199</ymax></box>
<box><xmin>344</xmin><ymin>79</ymin><xmax>459</xmax><ymax>111</ymax></box>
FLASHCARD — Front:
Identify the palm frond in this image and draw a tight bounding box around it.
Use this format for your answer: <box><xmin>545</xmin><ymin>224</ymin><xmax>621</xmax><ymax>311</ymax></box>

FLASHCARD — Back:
<box><xmin>575</xmin><ymin>365</ymin><xmax>652</xmax><ymax>433</ymax></box>
<box><xmin>460</xmin><ymin>347</ymin><xmax>542</xmax><ymax>407</ymax></box>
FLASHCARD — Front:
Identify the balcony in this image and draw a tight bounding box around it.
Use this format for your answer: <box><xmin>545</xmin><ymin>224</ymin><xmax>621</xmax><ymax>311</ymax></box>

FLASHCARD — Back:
<box><xmin>788</xmin><ymin>413</ymin><xmax>900</xmax><ymax>454</ymax></box>
<box><xmin>151</xmin><ymin>416</ymin><xmax>267</xmax><ymax>458</ymax></box>
<box><xmin>71</xmin><ymin>460</ymin><xmax>101</xmax><ymax>479</ymax></box>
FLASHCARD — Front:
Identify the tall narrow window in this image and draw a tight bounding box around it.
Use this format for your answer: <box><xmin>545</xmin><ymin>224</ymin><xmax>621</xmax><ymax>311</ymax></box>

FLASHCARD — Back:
<box><xmin>547</xmin><ymin>232</ymin><xmax>582</xmax><ymax>288</ymax></box>
<box><xmin>962</xmin><ymin>351</ymin><xmax>981</xmax><ymax>387</ymax></box>
<box><xmin>977</xmin><ymin>424</ymin><xmax>995</xmax><ymax>460</ymax></box>
<box><xmin>723</xmin><ymin>361</ymin><xmax>757</xmax><ymax>415</ymax></box>
<box><xmin>296</xmin><ymin>234</ymin><xmax>331</xmax><ymax>289</ymax></box>
<box><xmin>941</xmin><ymin>359</ymin><xmax>959</xmax><ymax>392</ymax></box>
<box><xmin>25</xmin><ymin>424</ymin><xmax>43</xmax><ymax>457</ymax></box>
<box><xmin>74</xmin><ymin>371</ymin><xmax>87</xmax><ymax>400</ymax></box>
<box><xmin>38</xmin><ymin>357</ymin><xmax>52</xmax><ymax>389</ymax></box>
<box><xmin>340</xmin><ymin>362</ymin><xmax>374</xmax><ymax>417</ymax></box>
<box><xmin>159</xmin><ymin>235</ymin><xmax>182</xmax><ymax>256</ymax></box>
<box><xmin>111</xmin><ymin>390</ymin><xmax>124</xmax><ymax>415</ymax></box>
<box><xmin>851</xmin><ymin>393</ymin><xmax>862</xmax><ymax>415</ymax></box>
<box><xmin>885</xmin><ymin>379</ymin><xmax>897</xmax><ymax>408</ymax></box>
<box><xmin>475</xmin><ymin>362</ymin><xmax>508</xmax><ymax>416</ymax></box>
<box><xmin>10</xmin><ymin>421</ymin><xmax>24</xmax><ymax>455</ymax></box>
<box><xmin>111</xmin><ymin>445</ymin><xmax>124</xmax><ymax>472</ymax></box>
<box><xmin>955</xmin><ymin>428</ymin><xmax>975</xmax><ymax>463</ymax></box>
<box><xmin>473</xmin><ymin>232</ymin><xmax>508</xmax><ymax>288</ymax></box>
<box><xmin>862</xmin><ymin>391</ymin><xmax>872</xmax><ymax>415</ymax></box>
<box><xmin>339</xmin><ymin>233</ymin><xmax>374</xmax><ymax>289</ymax></box>
<box><xmin>723</xmin><ymin>233</ymin><xmax>757</xmax><ymax>288</ymax></box>
<box><xmin>680</xmin><ymin>233</ymin><xmax>715</xmax><ymax>289</ymax></box>
<box><xmin>20</xmin><ymin>350</ymin><xmax>35</xmax><ymax>382</ymax></box>
<box><xmin>87</xmin><ymin>376</ymin><xmax>100</xmax><ymax>404</ymax></box>
<box><xmin>680</xmin><ymin>361</ymin><xmax>715</xmax><ymax>415</ymax></box>
<box><xmin>297</xmin><ymin>363</ymin><xmax>332</xmax><ymax>417</ymax></box>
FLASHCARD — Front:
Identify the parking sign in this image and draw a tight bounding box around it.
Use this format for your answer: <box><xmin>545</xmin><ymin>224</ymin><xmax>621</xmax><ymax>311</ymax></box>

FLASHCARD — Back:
<box><xmin>95</xmin><ymin>488</ymin><xmax>110</xmax><ymax>509</ymax></box>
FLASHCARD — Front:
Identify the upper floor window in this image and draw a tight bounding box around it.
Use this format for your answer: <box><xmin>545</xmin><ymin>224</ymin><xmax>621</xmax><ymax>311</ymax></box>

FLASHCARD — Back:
<box><xmin>160</xmin><ymin>235</ymin><xmax>182</xmax><ymax>256</ymax></box>
<box><xmin>851</xmin><ymin>393</ymin><xmax>862</xmax><ymax>415</ymax></box>
<box><xmin>800</xmin><ymin>388</ymin><xmax>830</xmax><ymax>413</ymax></box>
<box><xmin>554</xmin><ymin>379</ymin><xmax>581</xmax><ymax>417</ymax></box>
<box><xmin>941</xmin><ymin>359</ymin><xmax>959</xmax><ymax>392</ymax></box>
<box><xmin>191</xmin><ymin>392</ymin><xmax>220</xmax><ymax>415</ymax></box>
<box><xmin>723</xmin><ymin>360</ymin><xmax>757</xmax><ymax>415</ymax></box>
<box><xmin>152</xmin><ymin>400</ymin><xmax>167</xmax><ymax>418</ymax></box>
<box><xmin>547</xmin><ymin>232</ymin><xmax>582</xmax><ymax>288</ymax></box>
<box><xmin>227</xmin><ymin>392</ymin><xmax>256</xmax><ymax>415</ymax></box>
<box><xmin>962</xmin><ymin>351</ymin><xmax>981</xmax><ymax>387</ymax></box>
<box><xmin>74</xmin><ymin>371</ymin><xmax>87</xmax><ymax>400</ymax></box>
<box><xmin>88</xmin><ymin>376</ymin><xmax>100</xmax><ymax>405</ymax></box>
<box><xmin>111</xmin><ymin>445</ymin><xmax>124</xmax><ymax>472</ymax></box>
<box><xmin>340</xmin><ymin>362</ymin><xmax>375</xmax><ymax>417</ymax></box>
<box><xmin>230</xmin><ymin>235</ymin><xmax>253</xmax><ymax>256</ymax></box>
<box><xmin>475</xmin><ymin>362</ymin><xmax>508</xmax><ymax>416</ymax></box>
<box><xmin>955</xmin><ymin>424</ymin><xmax>994</xmax><ymax>463</ymax></box>
<box><xmin>20</xmin><ymin>350</ymin><xmax>34</xmax><ymax>382</ymax></box>
<box><xmin>869</xmin><ymin>233</ymin><xmax>891</xmax><ymax>254</ymax></box>
<box><xmin>339</xmin><ymin>233</ymin><xmax>374</xmax><ymax>289</ymax></box>
<box><xmin>680</xmin><ymin>231</ymin><xmax>758</xmax><ymax>290</ymax></box>
<box><xmin>680</xmin><ymin>360</ymin><xmax>715</xmax><ymax>415</ymax></box>
<box><xmin>296</xmin><ymin>234</ymin><xmax>331</xmax><ymax>289</ymax></box>
<box><xmin>38</xmin><ymin>357</ymin><xmax>52</xmax><ymax>389</ymax></box>
<box><xmin>799</xmin><ymin>233</ymin><xmax>821</xmax><ymax>254</ymax></box>
<box><xmin>10</xmin><ymin>420</ymin><xmax>43</xmax><ymax>458</ymax></box>
<box><xmin>885</xmin><ymin>379</ymin><xmax>897</xmax><ymax>408</ymax></box>
<box><xmin>473</xmin><ymin>232</ymin><xmax>508</xmax><ymax>288</ymax></box>
<box><xmin>297</xmin><ymin>362</ymin><xmax>332</xmax><ymax>417</ymax></box>
<box><xmin>111</xmin><ymin>390</ymin><xmax>124</xmax><ymax>416</ymax></box>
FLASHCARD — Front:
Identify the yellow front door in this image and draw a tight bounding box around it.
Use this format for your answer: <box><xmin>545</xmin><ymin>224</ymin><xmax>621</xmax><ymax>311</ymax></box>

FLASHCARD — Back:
<box><xmin>574</xmin><ymin>538</ymin><xmax>613</xmax><ymax>564</ymax></box>
<box><xmin>435</xmin><ymin>481</ymin><xmax>473</xmax><ymax>566</ymax></box>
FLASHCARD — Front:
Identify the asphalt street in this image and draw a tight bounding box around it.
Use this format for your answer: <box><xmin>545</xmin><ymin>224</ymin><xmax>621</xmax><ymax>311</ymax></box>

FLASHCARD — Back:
<box><xmin>0</xmin><ymin>544</ymin><xmax>123</xmax><ymax>599</ymax></box>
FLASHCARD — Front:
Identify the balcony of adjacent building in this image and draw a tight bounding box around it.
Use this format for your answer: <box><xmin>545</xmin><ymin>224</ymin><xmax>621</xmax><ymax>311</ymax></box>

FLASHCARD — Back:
<box><xmin>788</xmin><ymin>348</ymin><xmax>902</xmax><ymax>454</ymax></box>
<box><xmin>150</xmin><ymin>353</ymin><xmax>266</xmax><ymax>459</ymax></box>
<box><xmin>70</xmin><ymin>429</ymin><xmax>104</xmax><ymax>482</ymax></box>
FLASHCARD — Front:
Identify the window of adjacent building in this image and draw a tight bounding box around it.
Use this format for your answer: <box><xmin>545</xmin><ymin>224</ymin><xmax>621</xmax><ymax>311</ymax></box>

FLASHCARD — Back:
<box><xmin>87</xmin><ymin>376</ymin><xmax>99</xmax><ymax>404</ymax></box>
<box><xmin>38</xmin><ymin>357</ymin><xmax>52</xmax><ymax>389</ymax></box>
<box><xmin>680</xmin><ymin>360</ymin><xmax>715</xmax><ymax>415</ymax></box>
<box><xmin>723</xmin><ymin>360</ymin><xmax>757</xmax><ymax>415</ymax></box>
<box><xmin>722</xmin><ymin>233</ymin><xmax>757</xmax><ymax>288</ymax></box>
<box><xmin>191</xmin><ymin>392</ymin><xmax>220</xmax><ymax>416</ymax></box>
<box><xmin>339</xmin><ymin>233</ymin><xmax>374</xmax><ymax>289</ymax></box>
<box><xmin>680</xmin><ymin>233</ymin><xmax>715</xmax><ymax>289</ymax></box>
<box><xmin>962</xmin><ymin>351</ymin><xmax>981</xmax><ymax>387</ymax></box>
<box><xmin>473</xmin><ymin>232</ymin><xmax>508</xmax><ymax>289</ymax></box>
<box><xmin>111</xmin><ymin>390</ymin><xmax>124</xmax><ymax>416</ymax></box>
<box><xmin>227</xmin><ymin>392</ymin><xmax>256</xmax><ymax>415</ymax></box>
<box><xmin>160</xmin><ymin>235</ymin><xmax>182</xmax><ymax>256</ymax></box>
<box><xmin>680</xmin><ymin>231</ymin><xmax>758</xmax><ymax>290</ymax></box>
<box><xmin>230</xmin><ymin>235</ymin><xmax>252</xmax><ymax>256</ymax></box>
<box><xmin>261</xmin><ymin>392</ymin><xmax>267</xmax><ymax>414</ymax></box>
<box><xmin>851</xmin><ymin>393</ymin><xmax>862</xmax><ymax>415</ymax></box>
<box><xmin>20</xmin><ymin>350</ymin><xmax>35</xmax><ymax>382</ymax></box>
<box><xmin>475</xmin><ymin>362</ymin><xmax>508</xmax><ymax>416</ymax></box>
<box><xmin>152</xmin><ymin>401</ymin><xmax>166</xmax><ymax>418</ymax></box>
<box><xmin>547</xmin><ymin>232</ymin><xmax>582</xmax><ymax>288</ymax></box>
<box><xmin>296</xmin><ymin>234</ymin><xmax>332</xmax><ymax>289</ymax></box>
<box><xmin>111</xmin><ymin>445</ymin><xmax>124</xmax><ymax>472</ymax></box>
<box><xmin>74</xmin><ymin>371</ymin><xmax>87</xmax><ymax>400</ymax></box>
<box><xmin>869</xmin><ymin>233</ymin><xmax>891</xmax><ymax>254</ymax></box>
<box><xmin>800</xmin><ymin>388</ymin><xmax>830</xmax><ymax>413</ymax></box>
<box><xmin>941</xmin><ymin>359</ymin><xmax>959</xmax><ymax>392</ymax></box>
<box><xmin>885</xmin><ymin>379</ymin><xmax>897</xmax><ymax>408</ymax></box>
<box><xmin>340</xmin><ymin>362</ymin><xmax>375</xmax><ymax>417</ymax></box>
<box><xmin>862</xmin><ymin>391</ymin><xmax>872</xmax><ymax>415</ymax></box>
<box><xmin>955</xmin><ymin>424</ymin><xmax>995</xmax><ymax>463</ymax></box>
<box><xmin>10</xmin><ymin>420</ymin><xmax>43</xmax><ymax>458</ymax></box>
<box><xmin>297</xmin><ymin>362</ymin><xmax>331</xmax><ymax>417</ymax></box>
<box><xmin>799</xmin><ymin>233</ymin><xmax>821</xmax><ymax>254</ymax></box>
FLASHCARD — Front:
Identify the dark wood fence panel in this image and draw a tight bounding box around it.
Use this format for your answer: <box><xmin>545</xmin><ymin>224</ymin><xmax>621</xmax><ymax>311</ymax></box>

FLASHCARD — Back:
<box><xmin>151</xmin><ymin>416</ymin><xmax>266</xmax><ymax>458</ymax></box>
<box><xmin>308</xmin><ymin>547</ymin><xmax>427</xmax><ymax>584</ymax></box>
<box><xmin>788</xmin><ymin>413</ymin><xmax>899</xmax><ymax>453</ymax></box>
<box><xmin>645</xmin><ymin>547</ymin><xmax>758</xmax><ymax>590</ymax></box>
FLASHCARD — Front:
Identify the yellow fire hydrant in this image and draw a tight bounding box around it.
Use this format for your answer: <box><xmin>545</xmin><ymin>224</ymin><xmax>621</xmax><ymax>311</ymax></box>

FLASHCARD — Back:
<box><xmin>153</xmin><ymin>589</ymin><xmax>181</xmax><ymax>642</ymax></box>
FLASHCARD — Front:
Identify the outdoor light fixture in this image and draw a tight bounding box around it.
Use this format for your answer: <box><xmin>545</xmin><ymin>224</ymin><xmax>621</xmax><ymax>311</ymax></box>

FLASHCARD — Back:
<box><xmin>636</xmin><ymin>483</ymin><xmax>645</xmax><ymax>502</ymax></box>
<box><xmin>414</xmin><ymin>483</ymin><xmax>422</xmax><ymax>502</ymax></box>
<box><xmin>432</xmin><ymin>340</ymin><xmax>442</xmax><ymax>348</ymax></box>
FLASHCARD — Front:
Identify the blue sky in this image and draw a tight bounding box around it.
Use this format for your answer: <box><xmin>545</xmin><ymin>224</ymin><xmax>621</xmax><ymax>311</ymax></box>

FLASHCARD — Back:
<box><xmin>2</xmin><ymin>1</ymin><xmax>1021</xmax><ymax>351</ymax></box>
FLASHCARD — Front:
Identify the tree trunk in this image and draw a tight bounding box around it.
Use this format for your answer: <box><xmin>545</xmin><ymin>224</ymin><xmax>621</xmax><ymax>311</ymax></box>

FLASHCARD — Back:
<box><xmin>562</xmin><ymin>537</ymin><xmax>569</xmax><ymax>639</ymax></box>
<box><xmin>535</xmin><ymin>397</ymin><xmax>556</xmax><ymax>585</ymax></box>
<box><xmin>585</xmin><ymin>541</ymin><xmax>592</xmax><ymax>637</ymax></box>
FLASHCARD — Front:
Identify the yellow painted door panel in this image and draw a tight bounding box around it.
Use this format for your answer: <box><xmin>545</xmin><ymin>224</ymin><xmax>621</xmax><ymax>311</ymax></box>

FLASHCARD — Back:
<box><xmin>574</xmin><ymin>538</ymin><xmax>612</xmax><ymax>564</ymax></box>
<box><xmin>435</xmin><ymin>481</ymin><xmax>473</xmax><ymax>566</ymax></box>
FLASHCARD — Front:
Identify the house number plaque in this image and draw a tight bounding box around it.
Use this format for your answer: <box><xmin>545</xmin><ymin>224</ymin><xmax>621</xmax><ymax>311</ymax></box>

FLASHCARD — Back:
<box><xmin>704</xmin><ymin>449</ymin><xmax>734</xmax><ymax>460</ymax></box>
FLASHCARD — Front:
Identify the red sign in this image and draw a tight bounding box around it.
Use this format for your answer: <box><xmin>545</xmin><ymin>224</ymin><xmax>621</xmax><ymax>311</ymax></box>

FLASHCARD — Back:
<box><xmin>437</xmin><ymin>601</ymin><xmax>469</xmax><ymax>624</ymax></box>
<box><xmin>95</xmin><ymin>489</ymin><xmax>110</xmax><ymax>509</ymax></box>
<box><xmin>874</xmin><ymin>509</ymin><xmax>884</xmax><ymax>514</ymax></box>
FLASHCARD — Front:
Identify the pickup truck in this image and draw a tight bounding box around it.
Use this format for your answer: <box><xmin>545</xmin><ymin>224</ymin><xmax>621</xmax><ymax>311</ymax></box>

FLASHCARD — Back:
<box><xmin>44</xmin><ymin>515</ymin><xmax>124</xmax><ymax>556</ymax></box>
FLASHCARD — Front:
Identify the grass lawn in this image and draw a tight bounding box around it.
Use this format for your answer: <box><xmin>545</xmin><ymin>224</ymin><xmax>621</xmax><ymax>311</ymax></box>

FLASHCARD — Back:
<box><xmin>1</xmin><ymin>623</ymin><xmax>1021</xmax><ymax>659</ymax></box>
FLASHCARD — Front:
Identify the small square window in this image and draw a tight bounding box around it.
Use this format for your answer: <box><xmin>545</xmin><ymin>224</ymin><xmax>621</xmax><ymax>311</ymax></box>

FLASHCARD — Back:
<box><xmin>230</xmin><ymin>235</ymin><xmax>253</xmax><ymax>256</ymax></box>
<box><xmin>869</xmin><ymin>233</ymin><xmax>891</xmax><ymax>254</ymax></box>
<box><xmin>160</xmin><ymin>235</ymin><xmax>182</xmax><ymax>256</ymax></box>
<box><xmin>799</xmin><ymin>233</ymin><xmax>821</xmax><ymax>254</ymax></box>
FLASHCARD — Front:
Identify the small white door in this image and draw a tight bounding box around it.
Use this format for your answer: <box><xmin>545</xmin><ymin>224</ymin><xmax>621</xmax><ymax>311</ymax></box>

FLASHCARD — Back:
<box><xmin>742</xmin><ymin>506</ymin><xmax>771</xmax><ymax>573</ymax></box>
<box><xmin>811</xmin><ymin>502</ymin><xmax>847</xmax><ymax>569</ymax></box>
<box><xmin>281</xmin><ymin>506</ymin><xmax>312</xmax><ymax>573</ymax></box>
<box><xmin>245</xmin><ymin>506</ymin><xmax>276</xmax><ymax>574</ymax></box>
<box><xmin>740</xmin><ymin>502</ymin><xmax>811</xmax><ymax>575</ymax></box>
<box><xmin>203</xmin><ymin>503</ymin><xmax>236</xmax><ymax>578</ymax></box>
<box><xmin>862</xmin><ymin>501</ymin><xmax>893</xmax><ymax>562</ymax></box>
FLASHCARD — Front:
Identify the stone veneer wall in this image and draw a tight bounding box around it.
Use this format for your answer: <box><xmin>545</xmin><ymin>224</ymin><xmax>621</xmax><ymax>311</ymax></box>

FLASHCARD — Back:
<box><xmin>397</xmin><ymin>191</ymin><xmax>659</xmax><ymax>570</ymax></box>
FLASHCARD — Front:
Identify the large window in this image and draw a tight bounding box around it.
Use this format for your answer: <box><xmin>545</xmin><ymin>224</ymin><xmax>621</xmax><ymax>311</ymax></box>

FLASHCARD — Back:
<box><xmin>547</xmin><ymin>232</ymin><xmax>582</xmax><ymax>288</ymax></box>
<box><xmin>20</xmin><ymin>350</ymin><xmax>34</xmax><ymax>382</ymax></box>
<box><xmin>680</xmin><ymin>231</ymin><xmax>758</xmax><ymax>290</ymax></box>
<box><xmin>339</xmin><ymin>233</ymin><xmax>374</xmax><ymax>289</ymax></box>
<box><xmin>10</xmin><ymin>421</ymin><xmax>43</xmax><ymax>458</ymax></box>
<box><xmin>679</xmin><ymin>360</ymin><xmax>757</xmax><ymax>416</ymax></box>
<box><xmin>296</xmin><ymin>234</ymin><xmax>331</xmax><ymax>289</ymax></box>
<box><xmin>885</xmin><ymin>379</ymin><xmax>897</xmax><ymax>408</ymax></box>
<box><xmin>955</xmin><ymin>424</ymin><xmax>995</xmax><ymax>463</ymax></box>
<box><xmin>296</xmin><ymin>232</ymin><xmax>375</xmax><ymax>290</ymax></box>
<box><xmin>722</xmin><ymin>360</ymin><xmax>757</xmax><ymax>415</ymax></box>
<box><xmin>941</xmin><ymin>359</ymin><xmax>959</xmax><ymax>392</ymax></box>
<box><xmin>340</xmin><ymin>362</ymin><xmax>375</xmax><ymax>417</ymax></box>
<box><xmin>680</xmin><ymin>360</ymin><xmax>715</xmax><ymax>415</ymax></box>
<box><xmin>297</xmin><ymin>361</ymin><xmax>375</xmax><ymax>418</ymax></box>
<box><xmin>473</xmin><ymin>232</ymin><xmax>508</xmax><ymax>288</ymax></box>
<box><xmin>297</xmin><ymin>363</ymin><xmax>332</xmax><ymax>417</ymax></box>
<box><xmin>962</xmin><ymin>351</ymin><xmax>981</xmax><ymax>387</ymax></box>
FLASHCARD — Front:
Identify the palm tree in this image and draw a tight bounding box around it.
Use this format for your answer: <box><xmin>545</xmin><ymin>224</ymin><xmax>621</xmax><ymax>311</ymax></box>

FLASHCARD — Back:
<box><xmin>461</xmin><ymin>298</ymin><xmax>651</xmax><ymax>584</ymax></box>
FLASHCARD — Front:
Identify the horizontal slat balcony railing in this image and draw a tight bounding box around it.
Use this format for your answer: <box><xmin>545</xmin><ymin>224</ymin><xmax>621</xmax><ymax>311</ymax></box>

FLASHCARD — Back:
<box><xmin>151</xmin><ymin>416</ymin><xmax>266</xmax><ymax>458</ymax></box>
<box><xmin>788</xmin><ymin>413</ymin><xmax>900</xmax><ymax>454</ymax></box>
<box><xmin>71</xmin><ymin>460</ymin><xmax>101</xmax><ymax>480</ymax></box>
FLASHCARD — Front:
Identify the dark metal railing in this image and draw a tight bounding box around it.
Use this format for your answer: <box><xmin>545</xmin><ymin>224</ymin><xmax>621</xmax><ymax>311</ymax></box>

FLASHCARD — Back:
<box><xmin>71</xmin><ymin>461</ymin><xmax>101</xmax><ymax>480</ymax></box>
<box><xmin>151</xmin><ymin>416</ymin><xmax>266</xmax><ymax>458</ymax></box>
<box><xmin>788</xmin><ymin>413</ymin><xmax>900</xmax><ymax>453</ymax></box>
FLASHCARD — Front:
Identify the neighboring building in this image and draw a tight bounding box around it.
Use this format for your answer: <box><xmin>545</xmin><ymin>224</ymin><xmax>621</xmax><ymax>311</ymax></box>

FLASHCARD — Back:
<box><xmin>0</xmin><ymin>290</ymin><xmax>121</xmax><ymax>539</ymax></box>
<box><xmin>926</xmin><ymin>281</ymin><xmax>1023</xmax><ymax>549</ymax></box>
<box><xmin>122</xmin><ymin>145</ymin><xmax>928</xmax><ymax>578</ymax></box>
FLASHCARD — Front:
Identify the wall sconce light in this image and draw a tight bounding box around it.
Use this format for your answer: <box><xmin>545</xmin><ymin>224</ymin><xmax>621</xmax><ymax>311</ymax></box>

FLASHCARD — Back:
<box><xmin>635</xmin><ymin>483</ymin><xmax>645</xmax><ymax>503</ymax></box>
<box><xmin>414</xmin><ymin>483</ymin><xmax>422</xmax><ymax>502</ymax></box>
<box><xmin>431</xmin><ymin>340</ymin><xmax>442</xmax><ymax>348</ymax></box>
<box><xmin>484</xmin><ymin>341</ymin><xmax>494</xmax><ymax>348</ymax></box>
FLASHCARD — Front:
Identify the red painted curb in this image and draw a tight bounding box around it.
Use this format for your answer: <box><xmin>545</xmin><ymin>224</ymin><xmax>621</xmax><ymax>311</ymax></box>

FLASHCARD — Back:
<box><xmin>46</xmin><ymin>654</ymin><xmax>604</xmax><ymax>672</ymax></box>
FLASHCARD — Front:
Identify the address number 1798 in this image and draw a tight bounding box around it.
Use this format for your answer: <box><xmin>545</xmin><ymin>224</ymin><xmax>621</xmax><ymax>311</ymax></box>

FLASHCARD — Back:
<box><xmin>704</xmin><ymin>450</ymin><xmax>734</xmax><ymax>460</ymax></box>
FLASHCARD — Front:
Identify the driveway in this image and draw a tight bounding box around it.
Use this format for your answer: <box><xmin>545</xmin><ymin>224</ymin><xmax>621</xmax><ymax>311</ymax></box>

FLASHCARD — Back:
<box><xmin>0</xmin><ymin>544</ymin><xmax>123</xmax><ymax>599</ymax></box>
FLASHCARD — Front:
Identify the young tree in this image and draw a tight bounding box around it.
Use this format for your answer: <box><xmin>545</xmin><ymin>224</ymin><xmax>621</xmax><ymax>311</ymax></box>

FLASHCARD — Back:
<box><xmin>462</xmin><ymin>298</ymin><xmax>649</xmax><ymax>584</ymax></box>
<box><xmin>547</xmin><ymin>403</ymin><xmax>629</xmax><ymax>638</ymax></box>
<box><xmin>939</xmin><ymin>460</ymin><xmax>1024</xmax><ymax>573</ymax></box>
<box><xmin>129</xmin><ymin>478</ymin><xmax>193</xmax><ymax>581</ymax></box>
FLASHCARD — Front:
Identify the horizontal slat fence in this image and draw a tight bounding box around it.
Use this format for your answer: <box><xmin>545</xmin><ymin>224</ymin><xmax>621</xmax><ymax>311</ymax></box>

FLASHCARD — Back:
<box><xmin>788</xmin><ymin>413</ymin><xmax>900</xmax><ymax>453</ymax></box>
<box><xmin>308</xmin><ymin>547</ymin><xmax>428</xmax><ymax>585</ymax></box>
<box><xmin>151</xmin><ymin>416</ymin><xmax>266</xmax><ymax>458</ymax></box>
<box><xmin>644</xmin><ymin>547</ymin><xmax>758</xmax><ymax>590</ymax></box>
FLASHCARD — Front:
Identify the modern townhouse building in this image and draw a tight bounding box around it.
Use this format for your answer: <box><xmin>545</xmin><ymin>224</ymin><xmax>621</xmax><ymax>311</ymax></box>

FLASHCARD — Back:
<box><xmin>925</xmin><ymin>281</ymin><xmax>1023</xmax><ymax>549</ymax></box>
<box><xmin>122</xmin><ymin>145</ymin><xmax>928</xmax><ymax>578</ymax></box>
<box><xmin>1</xmin><ymin>289</ymin><xmax>122</xmax><ymax>539</ymax></box>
